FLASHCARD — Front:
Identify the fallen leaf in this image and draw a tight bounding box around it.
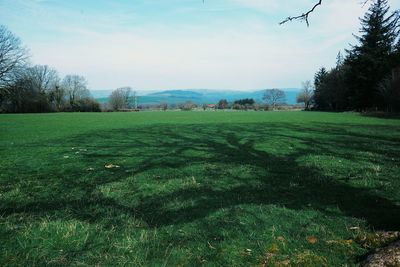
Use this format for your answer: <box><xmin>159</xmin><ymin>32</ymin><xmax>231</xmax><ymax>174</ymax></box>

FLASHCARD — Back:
<box><xmin>278</xmin><ymin>259</ymin><xmax>291</xmax><ymax>266</ymax></box>
<box><xmin>105</xmin><ymin>164</ymin><xmax>120</xmax><ymax>169</ymax></box>
<box><xmin>306</xmin><ymin>236</ymin><xmax>318</xmax><ymax>244</ymax></box>
<box><xmin>268</xmin><ymin>244</ymin><xmax>279</xmax><ymax>254</ymax></box>
<box><xmin>344</xmin><ymin>239</ymin><xmax>353</xmax><ymax>245</ymax></box>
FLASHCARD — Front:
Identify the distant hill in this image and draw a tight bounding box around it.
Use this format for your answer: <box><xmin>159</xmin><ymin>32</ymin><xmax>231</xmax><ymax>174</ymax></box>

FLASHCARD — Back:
<box><xmin>148</xmin><ymin>90</ymin><xmax>203</xmax><ymax>98</ymax></box>
<box><xmin>90</xmin><ymin>90</ymin><xmax>113</xmax><ymax>99</ymax></box>
<box><xmin>92</xmin><ymin>89</ymin><xmax>300</xmax><ymax>105</ymax></box>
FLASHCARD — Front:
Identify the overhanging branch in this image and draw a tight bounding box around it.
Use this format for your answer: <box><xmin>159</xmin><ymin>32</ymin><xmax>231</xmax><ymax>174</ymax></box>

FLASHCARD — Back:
<box><xmin>202</xmin><ymin>0</ymin><xmax>371</xmax><ymax>27</ymax></box>
<box><xmin>280</xmin><ymin>0</ymin><xmax>322</xmax><ymax>27</ymax></box>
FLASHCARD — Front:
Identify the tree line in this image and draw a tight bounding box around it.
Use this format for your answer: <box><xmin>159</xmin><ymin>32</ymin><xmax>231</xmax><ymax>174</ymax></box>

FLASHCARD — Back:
<box><xmin>2</xmin><ymin>0</ymin><xmax>397</xmax><ymax>113</ymax></box>
<box><xmin>0</xmin><ymin>25</ymin><xmax>100</xmax><ymax>113</ymax></box>
<box><xmin>212</xmin><ymin>89</ymin><xmax>288</xmax><ymax>111</ymax></box>
<box><xmin>312</xmin><ymin>0</ymin><xmax>400</xmax><ymax>112</ymax></box>
<box><xmin>0</xmin><ymin>25</ymin><xmax>292</xmax><ymax>113</ymax></box>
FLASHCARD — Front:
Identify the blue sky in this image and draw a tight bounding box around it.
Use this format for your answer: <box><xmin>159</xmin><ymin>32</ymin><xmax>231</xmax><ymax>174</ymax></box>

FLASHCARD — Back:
<box><xmin>1</xmin><ymin>0</ymin><xmax>399</xmax><ymax>91</ymax></box>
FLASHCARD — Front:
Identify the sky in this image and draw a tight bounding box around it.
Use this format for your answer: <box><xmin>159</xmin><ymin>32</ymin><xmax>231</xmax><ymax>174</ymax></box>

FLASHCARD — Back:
<box><xmin>0</xmin><ymin>0</ymin><xmax>399</xmax><ymax>91</ymax></box>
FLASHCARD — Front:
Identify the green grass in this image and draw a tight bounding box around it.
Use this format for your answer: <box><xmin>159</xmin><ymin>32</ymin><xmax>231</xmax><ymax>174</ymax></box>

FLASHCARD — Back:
<box><xmin>0</xmin><ymin>111</ymin><xmax>399</xmax><ymax>266</ymax></box>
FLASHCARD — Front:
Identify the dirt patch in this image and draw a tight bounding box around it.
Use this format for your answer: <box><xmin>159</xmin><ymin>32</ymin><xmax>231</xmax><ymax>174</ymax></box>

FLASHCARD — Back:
<box><xmin>358</xmin><ymin>232</ymin><xmax>400</xmax><ymax>267</ymax></box>
<box><xmin>362</xmin><ymin>240</ymin><xmax>400</xmax><ymax>267</ymax></box>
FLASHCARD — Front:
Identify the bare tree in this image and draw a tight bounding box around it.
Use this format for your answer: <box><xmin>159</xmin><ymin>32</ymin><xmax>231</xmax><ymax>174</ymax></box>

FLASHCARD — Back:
<box><xmin>2</xmin><ymin>70</ymin><xmax>34</xmax><ymax>112</ymax></box>
<box><xmin>0</xmin><ymin>25</ymin><xmax>28</xmax><ymax>89</ymax></box>
<box><xmin>180</xmin><ymin>101</ymin><xmax>197</xmax><ymax>111</ymax></box>
<box><xmin>1</xmin><ymin>65</ymin><xmax>60</xmax><ymax>112</ymax></box>
<box><xmin>32</xmin><ymin>65</ymin><xmax>66</xmax><ymax>111</ymax></box>
<box><xmin>25</xmin><ymin>65</ymin><xmax>59</xmax><ymax>111</ymax></box>
<box><xmin>108</xmin><ymin>87</ymin><xmax>133</xmax><ymax>111</ymax></box>
<box><xmin>297</xmin><ymin>80</ymin><xmax>314</xmax><ymax>110</ymax></box>
<box><xmin>263</xmin><ymin>89</ymin><xmax>286</xmax><ymax>110</ymax></box>
<box><xmin>26</xmin><ymin>65</ymin><xmax>59</xmax><ymax>94</ymax></box>
<box><xmin>49</xmin><ymin>85</ymin><xmax>66</xmax><ymax>111</ymax></box>
<box><xmin>61</xmin><ymin>75</ymin><xmax>90</xmax><ymax>107</ymax></box>
<box><xmin>160</xmin><ymin>102</ymin><xmax>168</xmax><ymax>111</ymax></box>
<box><xmin>217</xmin><ymin>99</ymin><xmax>228</xmax><ymax>109</ymax></box>
<box><xmin>0</xmin><ymin>26</ymin><xmax>28</xmax><ymax>108</ymax></box>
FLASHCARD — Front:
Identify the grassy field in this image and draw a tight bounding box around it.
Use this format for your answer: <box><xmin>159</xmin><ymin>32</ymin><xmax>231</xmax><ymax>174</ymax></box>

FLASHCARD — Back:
<box><xmin>0</xmin><ymin>111</ymin><xmax>399</xmax><ymax>266</ymax></box>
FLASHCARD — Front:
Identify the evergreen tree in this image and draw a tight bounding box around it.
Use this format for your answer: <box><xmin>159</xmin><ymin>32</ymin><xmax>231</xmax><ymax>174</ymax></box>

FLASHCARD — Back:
<box><xmin>393</xmin><ymin>29</ymin><xmax>400</xmax><ymax>64</ymax></box>
<box><xmin>336</xmin><ymin>51</ymin><xmax>344</xmax><ymax>67</ymax></box>
<box><xmin>313</xmin><ymin>67</ymin><xmax>329</xmax><ymax>110</ymax></box>
<box><xmin>346</xmin><ymin>0</ymin><xmax>399</xmax><ymax>110</ymax></box>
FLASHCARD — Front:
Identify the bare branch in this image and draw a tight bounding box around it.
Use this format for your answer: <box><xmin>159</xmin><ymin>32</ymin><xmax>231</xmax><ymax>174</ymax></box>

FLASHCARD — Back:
<box><xmin>280</xmin><ymin>0</ymin><xmax>322</xmax><ymax>27</ymax></box>
<box><xmin>279</xmin><ymin>1</ymin><xmax>373</xmax><ymax>26</ymax></box>
<box><xmin>0</xmin><ymin>25</ymin><xmax>28</xmax><ymax>88</ymax></box>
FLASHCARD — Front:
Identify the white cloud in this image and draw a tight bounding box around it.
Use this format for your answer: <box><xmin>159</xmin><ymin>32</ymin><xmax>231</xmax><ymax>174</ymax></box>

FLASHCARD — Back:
<box><xmin>30</xmin><ymin>24</ymin><xmax>334</xmax><ymax>90</ymax></box>
<box><xmin>3</xmin><ymin>0</ymin><xmax>400</xmax><ymax>90</ymax></box>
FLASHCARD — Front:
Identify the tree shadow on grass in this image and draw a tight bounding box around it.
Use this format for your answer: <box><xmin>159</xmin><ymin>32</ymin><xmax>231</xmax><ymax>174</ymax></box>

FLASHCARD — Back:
<box><xmin>1</xmin><ymin>122</ymin><xmax>400</xmax><ymax>232</ymax></box>
<box><xmin>361</xmin><ymin>112</ymin><xmax>400</xmax><ymax>120</ymax></box>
